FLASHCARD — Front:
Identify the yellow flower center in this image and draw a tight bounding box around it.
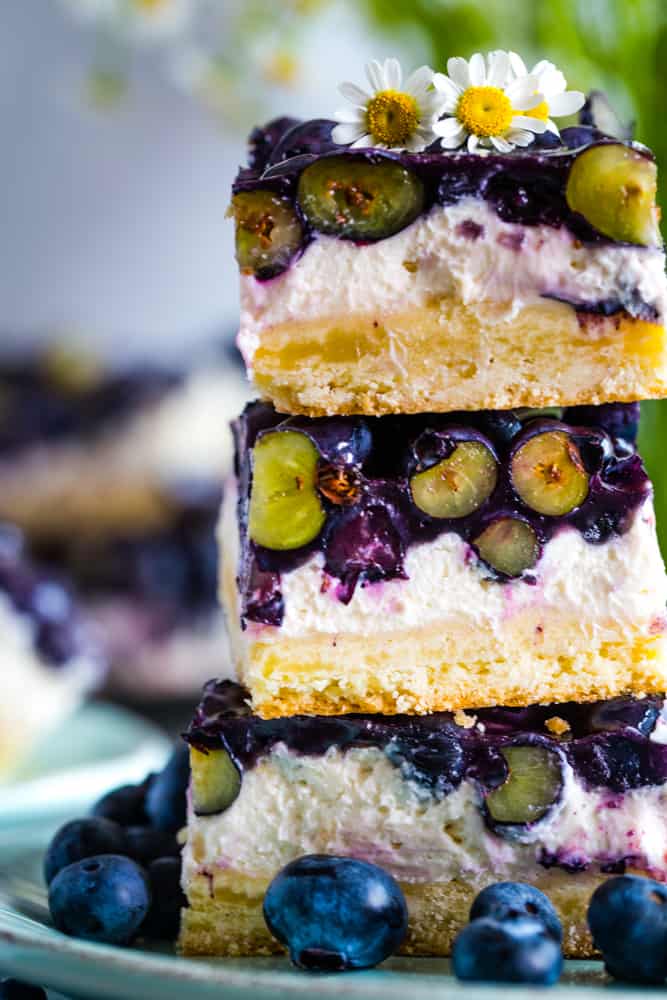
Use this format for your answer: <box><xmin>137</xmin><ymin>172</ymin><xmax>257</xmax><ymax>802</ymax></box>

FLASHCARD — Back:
<box><xmin>523</xmin><ymin>99</ymin><xmax>549</xmax><ymax>121</ymax></box>
<box><xmin>456</xmin><ymin>85</ymin><xmax>513</xmax><ymax>138</ymax></box>
<box><xmin>365</xmin><ymin>89</ymin><xmax>419</xmax><ymax>146</ymax></box>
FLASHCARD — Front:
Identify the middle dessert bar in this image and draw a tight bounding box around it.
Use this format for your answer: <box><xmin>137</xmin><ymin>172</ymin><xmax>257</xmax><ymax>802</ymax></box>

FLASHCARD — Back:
<box><xmin>222</xmin><ymin>401</ymin><xmax>667</xmax><ymax>718</ymax></box>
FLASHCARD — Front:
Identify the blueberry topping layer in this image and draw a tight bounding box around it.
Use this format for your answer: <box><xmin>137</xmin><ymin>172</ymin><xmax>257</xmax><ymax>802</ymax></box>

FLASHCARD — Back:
<box><xmin>186</xmin><ymin>681</ymin><xmax>667</xmax><ymax>848</ymax></box>
<box><xmin>232</xmin><ymin>115</ymin><xmax>661</xmax><ymax>281</ymax></box>
<box><xmin>234</xmin><ymin>401</ymin><xmax>650</xmax><ymax>626</ymax></box>
<box><xmin>0</xmin><ymin>359</ymin><xmax>182</xmax><ymax>456</ymax></box>
<box><xmin>33</xmin><ymin>491</ymin><xmax>220</xmax><ymax>624</ymax></box>
<box><xmin>0</xmin><ymin>523</ymin><xmax>91</xmax><ymax>668</ymax></box>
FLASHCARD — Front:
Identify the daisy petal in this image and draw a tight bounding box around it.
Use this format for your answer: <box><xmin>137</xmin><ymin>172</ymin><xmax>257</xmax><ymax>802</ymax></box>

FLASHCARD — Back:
<box><xmin>338</xmin><ymin>81</ymin><xmax>369</xmax><ymax>106</ymax></box>
<box><xmin>531</xmin><ymin>59</ymin><xmax>556</xmax><ymax>77</ymax></box>
<box><xmin>350</xmin><ymin>133</ymin><xmax>373</xmax><ymax>148</ymax></box>
<box><xmin>508</xmin><ymin>51</ymin><xmax>527</xmax><ymax>78</ymax></box>
<box><xmin>546</xmin><ymin>119</ymin><xmax>560</xmax><ymax>135</ymax></box>
<box><xmin>511</xmin><ymin>115</ymin><xmax>547</xmax><ymax>133</ymax></box>
<box><xmin>490</xmin><ymin>135</ymin><xmax>513</xmax><ymax>152</ymax></box>
<box><xmin>438</xmin><ymin>123</ymin><xmax>466</xmax><ymax>149</ymax></box>
<box><xmin>505</xmin><ymin>75</ymin><xmax>541</xmax><ymax>107</ymax></box>
<box><xmin>433</xmin><ymin>116</ymin><xmax>465</xmax><ymax>138</ymax></box>
<box><xmin>433</xmin><ymin>72</ymin><xmax>462</xmax><ymax>102</ymax></box>
<box><xmin>506</xmin><ymin>128</ymin><xmax>536</xmax><ymax>147</ymax></box>
<box><xmin>384</xmin><ymin>57</ymin><xmax>402</xmax><ymax>90</ymax></box>
<box><xmin>333</xmin><ymin>107</ymin><xmax>364</xmax><ymax>124</ymax></box>
<box><xmin>487</xmin><ymin>49</ymin><xmax>510</xmax><ymax>88</ymax></box>
<box><xmin>548</xmin><ymin>90</ymin><xmax>585</xmax><ymax>116</ymax></box>
<box><xmin>447</xmin><ymin>57</ymin><xmax>471</xmax><ymax>91</ymax></box>
<box><xmin>332</xmin><ymin>122</ymin><xmax>366</xmax><ymax>145</ymax></box>
<box><xmin>405</xmin><ymin>65</ymin><xmax>434</xmax><ymax>100</ymax></box>
<box><xmin>365</xmin><ymin>60</ymin><xmax>385</xmax><ymax>92</ymax></box>
<box><xmin>468</xmin><ymin>52</ymin><xmax>486</xmax><ymax>86</ymax></box>
<box><xmin>467</xmin><ymin>134</ymin><xmax>479</xmax><ymax>153</ymax></box>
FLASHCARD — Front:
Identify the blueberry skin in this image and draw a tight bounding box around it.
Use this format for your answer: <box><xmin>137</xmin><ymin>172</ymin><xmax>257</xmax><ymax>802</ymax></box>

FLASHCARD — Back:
<box><xmin>125</xmin><ymin>826</ymin><xmax>181</xmax><ymax>866</ymax></box>
<box><xmin>470</xmin><ymin>882</ymin><xmax>562</xmax><ymax>942</ymax></box>
<box><xmin>453</xmin><ymin>917</ymin><xmax>562</xmax><ymax>985</ymax></box>
<box><xmin>263</xmin><ymin>854</ymin><xmax>408</xmax><ymax>970</ymax></box>
<box><xmin>92</xmin><ymin>777</ymin><xmax>153</xmax><ymax>827</ymax></box>
<box><xmin>142</xmin><ymin>857</ymin><xmax>187</xmax><ymax>940</ymax></box>
<box><xmin>48</xmin><ymin>855</ymin><xmax>151</xmax><ymax>945</ymax></box>
<box><xmin>44</xmin><ymin>817</ymin><xmax>127</xmax><ymax>885</ymax></box>
<box><xmin>0</xmin><ymin>981</ymin><xmax>47</xmax><ymax>1000</ymax></box>
<box><xmin>145</xmin><ymin>745</ymin><xmax>190</xmax><ymax>833</ymax></box>
<box><xmin>588</xmin><ymin>875</ymin><xmax>667</xmax><ymax>983</ymax></box>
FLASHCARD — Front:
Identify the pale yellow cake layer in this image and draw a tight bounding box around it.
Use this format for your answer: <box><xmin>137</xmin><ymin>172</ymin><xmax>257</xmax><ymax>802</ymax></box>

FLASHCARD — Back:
<box><xmin>250</xmin><ymin>299</ymin><xmax>667</xmax><ymax>416</ymax></box>
<box><xmin>232</xmin><ymin>615</ymin><xmax>667</xmax><ymax>718</ymax></box>
<box><xmin>179</xmin><ymin>868</ymin><xmax>619</xmax><ymax>958</ymax></box>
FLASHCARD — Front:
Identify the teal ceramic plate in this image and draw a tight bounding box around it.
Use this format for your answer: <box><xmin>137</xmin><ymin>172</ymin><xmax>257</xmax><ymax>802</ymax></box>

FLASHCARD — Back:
<box><xmin>0</xmin><ymin>702</ymin><xmax>170</xmax><ymax>828</ymax></box>
<box><xmin>0</xmin><ymin>820</ymin><xmax>649</xmax><ymax>1000</ymax></box>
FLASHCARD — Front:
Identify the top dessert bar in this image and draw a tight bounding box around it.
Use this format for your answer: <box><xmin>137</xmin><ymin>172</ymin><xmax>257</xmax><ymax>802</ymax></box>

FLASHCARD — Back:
<box><xmin>232</xmin><ymin>118</ymin><xmax>667</xmax><ymax>417</ymax></box>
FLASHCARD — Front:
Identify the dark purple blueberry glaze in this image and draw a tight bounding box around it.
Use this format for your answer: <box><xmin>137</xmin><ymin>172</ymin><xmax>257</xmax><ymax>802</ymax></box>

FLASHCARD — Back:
<box><xmin>0</xmin><ymin>360</ymin><xmax>182</xmax><ymax>457</ymax></box>
<box><xmin>185</xmin><ymin>681</ymin><xmax>667</xmax><ymax>859</ymax></box>
<box><xmin>0</xmin><ymin>523</ymin><xmax>93</xmax><ymax>668</ymax></box>
<box><xmin>232</xmin><ymin>113</ymin><xmax>658</xmax><ymax>283</ymax></box>
<box><xmin>33</xmin><ymin>490</ymin><xmax>221</xmax><ymax>624</ymax></box>
<box><xmin>234</xmin><ymin>401</ymin><xmax>650</xmax><ymax>625</ymax></box>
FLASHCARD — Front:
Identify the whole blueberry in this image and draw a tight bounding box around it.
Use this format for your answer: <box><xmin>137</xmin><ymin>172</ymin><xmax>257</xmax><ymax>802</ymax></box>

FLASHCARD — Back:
<box><xmin>145</xmin><ymin>745</ymin><xmax>190</xmax><ymax>833</ymax></box>
<box><xmin>470</xmin><ymin>882</ymin><xmax>562</xmax><ymax>942</ymax></box>
<box><xmin>453</xmin><ymin>917</ymin><xmax>562</xmax><ymax>985</ymax></box>
<box><xmin>125</xmin><ymin>826</ymin><xmax>181</xmax><ymax>866</ymax></box>
<box><xmin>44</xmin><ymin>817</ymin><xmax>127</xmax><ymax>885</ymax></box>
<box><xmin>48</xmin><ymin>855</ymin><xmax>151</xmax><ymax>945</ymax></box>
<box><xmin>0</xmin><ymin>981</ymin><xmax>47</xmax><ymax>1000</ymax></box>
<box><xmin>263</xmin><ymin>855</ymin><xmax>408</xmax><ymax>970</ymax></box>
<box><xmin>92</xmin><ymin>777</ymin><xmax>153</xmax><ymax>827</ymax></box>
<box><xmin>142</xmin><ymin>857</ymin><xmax>187</xmax><ymax>940</ymax></box>
<box><xmin>588</xmin><ymin>875</ymin><xmax>667</xmax><ymax>983</ymax></box>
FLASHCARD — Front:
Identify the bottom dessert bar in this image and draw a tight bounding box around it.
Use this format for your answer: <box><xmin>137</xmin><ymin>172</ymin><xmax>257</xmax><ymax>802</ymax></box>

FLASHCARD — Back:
<box><xmin>180</xmin><ymin>681</ymin><xmax>667</xmax><ymax>959</ymax></box>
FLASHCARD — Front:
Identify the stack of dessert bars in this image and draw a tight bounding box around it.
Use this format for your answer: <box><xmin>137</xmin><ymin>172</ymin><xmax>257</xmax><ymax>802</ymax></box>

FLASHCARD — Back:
<box><xmin>180</xmin><ymin>98</ymin><xmax>667</xmax><ymax>959</ymax></box>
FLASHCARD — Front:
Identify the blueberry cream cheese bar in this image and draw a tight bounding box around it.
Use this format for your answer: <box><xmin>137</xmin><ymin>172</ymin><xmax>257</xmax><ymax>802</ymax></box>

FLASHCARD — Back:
<box><xmin>180</xmin><ymin>679</ymin><xmax>667</xmax><ymax>958</ymax></box>
<box><xmin>233</xmin><ymin>117</ymin><xmax>667</xmax><ymax>417</ymax></box>
<box><xmin>0</xmin><ymin>523</ymin><xmax>101</xmax><ymax>773</ymax></box>
<box><xmin>222</xmin><ymin>400</ymin><xmax>667</xmax><ymax>718</ymax></box>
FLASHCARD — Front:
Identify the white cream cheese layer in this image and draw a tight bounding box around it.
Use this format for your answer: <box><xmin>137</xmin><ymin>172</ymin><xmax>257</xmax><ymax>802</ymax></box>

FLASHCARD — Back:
<box><xmin>257</xmin><ymin>499</ymin><xmax>666</xmax><ymax>640</ymax></box>
<box><xmin>183</xmin><ymin>742</ymin><xmax>667</xmax><ymax>887</ymax></box>
<box><xmin>238</xmin><ymin>199</ymin><xmax>667</xmax><ymax>364</ymax></box>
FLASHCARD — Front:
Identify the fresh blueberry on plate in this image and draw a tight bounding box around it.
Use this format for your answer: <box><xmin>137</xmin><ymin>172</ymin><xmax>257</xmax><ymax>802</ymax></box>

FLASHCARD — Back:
<box><xmin>0</xmin><ymin>981</ymin><xmax>47</xmax><ymax>1000</ymax></box>
<box><xmin>48</xmin><ymin>854</ymin><xmax>151</xmax><ymax>945</ymax></box>
<box><xmin>470</xmin><ymin>881</ymin><xmax>562</xmax><ymax>942</ymax></box>
<box><xmin>145</xmin><ymin>744</ymin><xmax>190</xmax><ymax>833</ymax></box>
<box><xmin>142</xmin><ymin>857</ymin><xmax>187</xmax><ymax>940</ymax></box>
<box><xmin>263</xmin><ymin>854</ymin><xmax>408</xmax><ymax>970</ymax></box>
<box><xmin>44</xmin><ymin>817</ymin><xmax>127</xmax><ymax>885</ymax></box>
<box><xmin>92</xmin><ymin>776</ymin><xmax>153</xmax><ymax>827</ymax></box>
<box><xmin>453</xmin><ymin>917</ymin><xmax>562</xmax><ymax>985</ymax></box>
<box><xmin>588</xmin><ymin>875</ymin><xmax>667</xmax><ymax>983</ymax></box>
<box><xmin>124</xmin><ymin>826</ymin><xmax>180</xmax><ymax>866</ymax></box>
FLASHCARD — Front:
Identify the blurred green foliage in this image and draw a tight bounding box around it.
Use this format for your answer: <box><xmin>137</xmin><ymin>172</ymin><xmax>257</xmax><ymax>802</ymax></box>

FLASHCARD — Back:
<box><xmin>361</xmin><ymin>0</ymin><xmax>667</xmax><ymax>548</ymax></box>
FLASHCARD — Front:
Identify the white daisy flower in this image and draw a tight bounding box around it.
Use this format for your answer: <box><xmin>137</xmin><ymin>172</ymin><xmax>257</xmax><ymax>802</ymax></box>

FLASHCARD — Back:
<box><xmin>509</xmin><ymin>53</ymin><xmax>586</xmax><ymax>135</ymax></box>
<box><xmin>432</xmin><ymin>50</ymin><xmax>547</xmax><ymax>153</ymax></box>
<box><xmin>59</xmin><ymin>0</ymin><xmax>196</xmax><ymax>44</ymax></box>
<box><xmin>332</xmin><ymin>58</ymin><xmax>444</xmax><ymax>152</ymax></box>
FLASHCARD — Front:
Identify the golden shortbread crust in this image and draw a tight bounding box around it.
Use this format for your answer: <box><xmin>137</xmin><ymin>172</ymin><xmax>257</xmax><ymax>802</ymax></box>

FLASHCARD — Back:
<box><xmin>249</xmin><ymin>299</ymin><xmax>667</xmax><ymax>416</ymax></box>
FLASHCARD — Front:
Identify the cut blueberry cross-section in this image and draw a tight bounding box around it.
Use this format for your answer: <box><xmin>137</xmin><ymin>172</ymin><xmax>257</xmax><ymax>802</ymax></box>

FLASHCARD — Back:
<box><xmin>230</xmin><ymin>190</ymin><xmax>303</xmax><ymax>279</ymax></box>
<box><xmin>409</xmin><ymin>428</ymin><xmax>498</xmax><ymax>520</ymax></box>
<box><xmin>248</xmin><ymin>430</ymin><xmax>326</xmax><ymax>550</ymax></box>
<box><xmin>485</xmin><ymin>742</ymin><xmax>564</xmax><ymax>832</ymax></box>
<box><xmin>473</xmin><ymin>516</ymin><xmax>540</xmax><ymax>578</ymax></box>
<box><xmin>297</xmin><ymin>155</ymin><xmax>424</xmax><ymax>241</ymax></box>
<box><xmin>566</xmin><ymin>143</ymin><xmax>660</xmax><ymax>246</ymax></box>
<box><xmin>191</xmin><ymin>747</ymin><xmax>242</xmax><ymax>817</ymax></box>
<box><xmin>510</xmin><ymin>425</ymin><xmax>589</xmax><ymax>516</ymax></box>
